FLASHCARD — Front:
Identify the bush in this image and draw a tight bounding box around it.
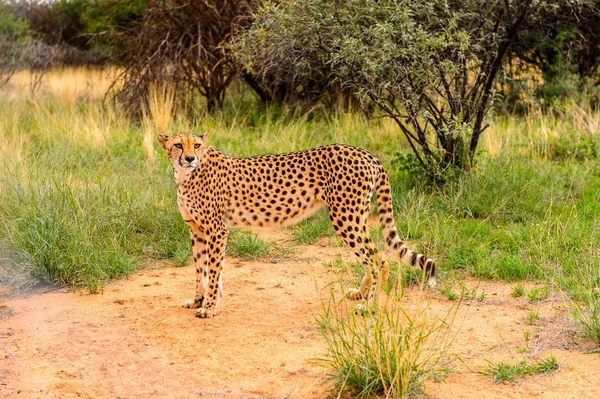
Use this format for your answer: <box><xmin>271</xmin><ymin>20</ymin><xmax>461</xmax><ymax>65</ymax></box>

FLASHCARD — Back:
<box><xmin>0</xmin><ymin>2</ymin><xmax>31</xmax><ymax>84</ymax></box>
<box><xmin>316</xmin><ymin>284</ymin><xmax>455</xmax><ymax>398</ymax></box>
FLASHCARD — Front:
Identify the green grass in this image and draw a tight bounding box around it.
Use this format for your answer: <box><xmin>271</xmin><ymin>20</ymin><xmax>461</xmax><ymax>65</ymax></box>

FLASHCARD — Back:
<box><xmin>0</xmin><ymin>93</ymin><xmax>190</xmax><ymax>292</ymax></box>
<box><xmin>288</xmin><ymin>208</ymin><xmax>335</xmax><ymax>244</ymax></box>
<box><xmin>226</xmin><ymin>229</ymin><xmax>290</xmax><ymax>260</ymax></box>
<box><xmin>528</xmin><ymin>286</ymin><xmax>550</xmax><ymax>302</ymax></box>
<box><xmin>571</xmin><ymin>294</ymin><xmax>600</xmax><ymax>350</ymax></box>
<box><xmin>483</xmin><ymin>356</ymin><xmax>560</xmax><ymax>384</ymax></box>
<box><xmin>439</xmin><ymin>282</ymin><xmax>486</xmax><ymax>302</ymax></box>
<box><xmin>525</xmin><ymin>308</ymin><xmax>540</xmax><ymax>325</ymax></box>
<box><xmin>2</xmin><ymin>69</ymin><xmax>600</xmax><ymax>302</ymax></box>
<box><xmin>511</xmin><ymin>283</ymin><xmax>526</xmax><ymax>298</ymax></box>
<box><xmin>316</xmin><ymin>286</ymin><xmax>455</xmax><ymax>398</ymax></box>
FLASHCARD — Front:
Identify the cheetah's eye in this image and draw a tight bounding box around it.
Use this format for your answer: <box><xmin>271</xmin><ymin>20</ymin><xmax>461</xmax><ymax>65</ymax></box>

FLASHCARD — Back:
<box><xmin>194</xmin><ymin>143</ymin><xmax>201</xmax><ymax>149</ymax></box>
<box><xmin>174</xmin><ymin>143</ymin><xmax>183</xmax><ymax>149</ymax></box>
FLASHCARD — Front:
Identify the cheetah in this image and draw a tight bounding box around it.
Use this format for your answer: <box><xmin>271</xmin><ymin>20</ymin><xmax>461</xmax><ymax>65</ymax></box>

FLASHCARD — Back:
<box><xmin>158</xmin><ymin>132</ymin><xmax>436</xmax><ymax>318</ymax></box>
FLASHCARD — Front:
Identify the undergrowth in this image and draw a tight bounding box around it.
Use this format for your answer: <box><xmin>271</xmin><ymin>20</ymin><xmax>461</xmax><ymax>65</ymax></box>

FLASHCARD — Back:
<box><xmin>226</xmin><ymin>229</ymin><xmax>292</xmax><ymax>261</ymax></box>
<box><xmin>483</xmin><ymin>356</ymin><xmax>560</xmax><ymax>384</ymax></box>
<box><xmin>1</xmin><ymin>68</ymin><xmax>600</xmax><ymax>309</ymax></box>
<box><xmin>316</xmin><ymin>281</ymin><xmax>457</xmax><ymax>398</ymax></box>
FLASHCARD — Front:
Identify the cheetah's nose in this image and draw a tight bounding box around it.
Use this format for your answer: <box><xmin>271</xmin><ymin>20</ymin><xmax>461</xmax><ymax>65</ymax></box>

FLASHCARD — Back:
<box><xmin>184</xmin><ymin>156</ymin><xmax>195</xmax><ymax>163</ymax></box>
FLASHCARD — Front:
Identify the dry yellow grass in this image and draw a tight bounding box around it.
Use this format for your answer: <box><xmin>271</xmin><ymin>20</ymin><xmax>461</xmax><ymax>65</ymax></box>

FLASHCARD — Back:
<box><xmin>142</xmin><ymin>84</ymin><xmax>176</xmax><ymax>164</ymax></box>
<box><xmin>8</xmin><ymin>67</ymin><xmax>118</xmax><ymax>104</ymax></box>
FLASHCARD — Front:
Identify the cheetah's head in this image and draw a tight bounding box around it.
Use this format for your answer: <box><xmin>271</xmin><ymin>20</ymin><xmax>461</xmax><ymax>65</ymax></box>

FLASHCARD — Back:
<box><xmin>157</xmin><ymin>132</ymin><xmax>208</xmax><ymax>171</ymax></box>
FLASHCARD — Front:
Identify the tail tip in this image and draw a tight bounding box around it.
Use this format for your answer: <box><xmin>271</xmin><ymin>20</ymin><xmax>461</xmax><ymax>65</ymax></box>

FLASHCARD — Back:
<box><xmin>425</xmin><ymin>259</ymin><xmax>436</xmax><ymax>288</ymax></box>
<box><xmin>427</xmin><ymin>275</ymin><xmax>437</xmax><ymax>288</ymax></box>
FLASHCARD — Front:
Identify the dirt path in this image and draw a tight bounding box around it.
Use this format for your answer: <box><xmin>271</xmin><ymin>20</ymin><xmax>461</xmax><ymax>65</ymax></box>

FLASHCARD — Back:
<box><xmin>2</xmin><ymin>229</ymin><xmax>600</xmax><ymax>398</ymax></box>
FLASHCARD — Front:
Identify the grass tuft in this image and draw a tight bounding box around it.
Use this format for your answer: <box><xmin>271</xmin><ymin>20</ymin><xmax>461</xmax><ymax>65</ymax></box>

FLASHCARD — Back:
<box><xmin>316</xmin><ymin>285</ymin><xmax>456</xmax><ymax>398</ymax></box>
<box><xmin>226</xmin><ymin>229</ymin><xmax>291</xmax><ymax>261</ymax></box>
<box><xmin>511</xmin><ymin>283</ymin><xmax>525</xmax><ymax>298</ymax></box>
<box><xmin>572</xmin><ymin>298</ymin><xmax>600</xmax><ymax>349</ymax></box>
<box><xmin>528</xmin><ymin>286</ymin><xmax>550</xmax><ymax>302</ymax></box>
<box><xmin>484</xmin><ymin>355</ymin><xmax>559</xmax><ymax>384</ymax></box>
<box><xmin>525</xmin><ymin>308</ymin><xmax>540</xmax><ymax>325</ymax></box>
<box><xmin>288</xmin><ymin>208</ymin><xmax>335</xmax><ymax>245</ymax></box>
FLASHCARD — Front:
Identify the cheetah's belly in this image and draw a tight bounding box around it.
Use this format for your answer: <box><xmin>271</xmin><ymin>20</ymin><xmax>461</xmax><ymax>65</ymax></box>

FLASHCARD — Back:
<box><xmin>224</xmin><ymin>197</ymin><xmax>327</xmax><ymax>228</ymax></box>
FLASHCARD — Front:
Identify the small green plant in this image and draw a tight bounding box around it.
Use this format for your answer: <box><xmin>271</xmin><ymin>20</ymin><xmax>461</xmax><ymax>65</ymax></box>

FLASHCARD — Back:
<box><xmin>525</xmin><ymin>308</ymin><xmax>540</xmax><ymax>325</ymax></box>
<box><xmin>528</xmin><ymin>286</ymin><xmax>550</xmax><ymax>302</ymax></box>
<box><xmin>512</xmin><ymin>283</ymin><xmax>525</xmax><ymax>298</ymax></box>
<box><xmin>226</xmin><ymin>229</ymin><xmax>276</xmax><ymax>260</ymax></box>
<box><xmin>518</xmin><ymin>330</ymin><xmax>532</xmax><ymax>353</ymax></box>
<box><xmin>572</xmin><ymin>299</ymin><xmax>600</xmax><ymax>348</ymax></box>
<box><xmin>316</xmin><ymin>286</ymin><xmax>456</xmax><ymax>398</ymax></box>
<box><xmin>483</xmin><ymin>355</ymin><xmax>559</xmax><ymax>384</ymax></box>
<box><xmin>440</xmin><ymin>284</ymin><xmax>459</xmax><ymax>301</ymax></box>
<box><xmin>288</xmin><ymin>208</ymin><xmax>335</xmax><ymax>245</ymax></box>
<box><xmin>460</xmin><ymin>284</ymin><xmax>477</xmax><ymax>300</ymax></box>
<box><xmin>477</xmin><ymin>290</ymin><xmax>487</xmax><ymax>302</ymax></box>
<box><xmin>440</xmin><ymin>283</ymin><xmax>485</xmax><ymax>302</ymax></box>
<box><xmin>484</xmin><ymin>361</ymin><xmax>529</xmax><ymax>384</ymax></box>
<box><xmin>531</xmin><ymin>356</ymin><xmax>560</xmax><ymax>375</ymax></box>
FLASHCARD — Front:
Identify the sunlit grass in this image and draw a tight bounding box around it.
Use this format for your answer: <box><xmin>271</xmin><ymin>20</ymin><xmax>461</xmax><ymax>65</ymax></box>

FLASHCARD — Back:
<box><xmin>1</xmin><ymin>67</ymin><xmax>600</xmax><ymax>302</ymax></box>
<box><xmin>142</xmin><ymin>83</ymin><xmax>176</xmax><ymax>164</ymax></box>
<box><xmin>226</xmin><ymin>229</ymin><xmax>288</xmax><ymax>260</ymax></box>
<box><xmin>316</xmin><ymin>277</ymin><xmax>457</xmax><ymax>398</ymax></box>
<box><xmin>8</xmin><ymin>67</ymin><xmax>118</xmax><ymax>103</ymax></box>
<box><xmin>483</xmin><ymin>356</ymin><xmax>560</xmax><ymax>384</ymax></box>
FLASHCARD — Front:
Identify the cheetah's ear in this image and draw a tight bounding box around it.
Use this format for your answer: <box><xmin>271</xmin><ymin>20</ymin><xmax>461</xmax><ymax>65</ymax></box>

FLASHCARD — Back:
<box><xmin>157</xmin><ymin>133</ymin><xmax>170</xmax><ymax>149</ymax></box>
<box><xmin>197</xmin><ymin>132</ymin><xmax>208</xmax><ymax>142</ymax></box>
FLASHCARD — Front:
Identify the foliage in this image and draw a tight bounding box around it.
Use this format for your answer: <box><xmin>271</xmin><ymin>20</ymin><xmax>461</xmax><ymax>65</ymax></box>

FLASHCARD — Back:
<box><xmin>0</xmin><ymin>1</ymin><xmax>31</xmax><ymax>84</ymax></box>
<box><xmin>235</xmin><ymin>0</ymin><xmax>582</xmax><ymax>178</ymax></box>
<box><xmin>483</xmin><ymin>356</ymin><xmax>560</xmax><ymax>384</ymax></box>
<box><xmin>83</xmin><ymin>0</ymin><xmax>148</xmax><ymax>54</ymax></box>
<box><xmin>25</xmin><ymin>0</ymin><xmax>90</xmax><ymax>49</ymax></box>
<box><xmin>114</xmin><ymin>0</ymin><xmax>255</xmax><ymax>114</ymax></box>
<box><xmin>15</xmin><ymin>0</ymin><xmax>109</xmax><ymax>66</ymax></box>
<box><xmin>226</xmin><ymin>229</ymin><xmax>279</xmax><ymax>260</ymax></box>
<box><xmin>507</xmin><ymin>0</ymin><xmax>600</xmax><ymax>106</ymax></box>
<box><xmin>316</xmin><ymin>287</ymin><xmax>454</xmax><ymax>398</ymax></box>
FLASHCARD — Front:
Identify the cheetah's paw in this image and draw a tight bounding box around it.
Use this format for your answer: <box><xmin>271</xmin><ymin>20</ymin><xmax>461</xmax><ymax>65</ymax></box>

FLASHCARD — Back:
<box><xmin>427</xmin><ymin>275</ymin><xmax>437</xmax><ymax>288</ymax></box>
<box><xmin>183</xmin><ymin>299</ymin><xmax>202</xmax><ymax>309</ymax></box>
<box><xmin>195</xmin><ymin>308</ymin><xmax>216</xmax><ymax>318</ymax></box>
<box><xmin>354</xmin><ymin>303</ymin><xmax>376</xmax><ymax>316</ymax></box>
<box><xmin>345</xmin><ymin>288</ymin><xmax>364</xmax><ymax>300</ymax></box>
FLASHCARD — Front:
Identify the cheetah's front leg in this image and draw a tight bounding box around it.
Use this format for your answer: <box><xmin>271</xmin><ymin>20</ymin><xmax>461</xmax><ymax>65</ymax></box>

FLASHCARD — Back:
<box><xmin>183</xmin><ymin>223</ymin><xmax>208</xmax><ymax>309</ymax></box>
<box><xmin>195</xmin><ymin>228</ymin><xmax>228</xmax><ymax>318</ymax></box>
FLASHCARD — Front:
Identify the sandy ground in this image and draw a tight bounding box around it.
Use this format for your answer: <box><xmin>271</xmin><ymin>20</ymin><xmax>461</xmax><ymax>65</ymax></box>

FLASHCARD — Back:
<box><xmin>2</xmin><ymin>228</ymin><xmax>600</xmax><ymax>399</ymax></box>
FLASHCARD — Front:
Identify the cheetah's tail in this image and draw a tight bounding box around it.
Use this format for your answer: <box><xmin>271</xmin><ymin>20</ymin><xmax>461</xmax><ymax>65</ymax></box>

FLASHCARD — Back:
<box><xmin>375</xmin><ymin>168</ymin><xmax>436</xmax><ymax>287</ymax></box>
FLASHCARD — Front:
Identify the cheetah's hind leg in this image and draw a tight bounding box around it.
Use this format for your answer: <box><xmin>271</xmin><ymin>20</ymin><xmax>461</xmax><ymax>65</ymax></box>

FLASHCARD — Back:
<box><xmin>345</xmin><ymin>259</ymin><xmax>390</xmax><ymax>300</ymax></box>
<box><xmin>345</xmin><ymin>273</ymin><xmax>371</xmax><ymax>300</ymax></box>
